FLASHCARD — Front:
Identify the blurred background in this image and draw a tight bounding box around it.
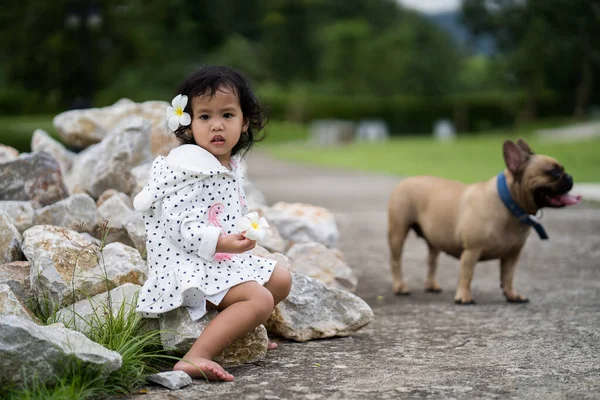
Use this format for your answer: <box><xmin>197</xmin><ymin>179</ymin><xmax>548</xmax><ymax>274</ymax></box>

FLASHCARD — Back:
<box><xmin>1</xmin><ymin>0</ymin><xmax>599</xmax><ymax>183</ymax></box>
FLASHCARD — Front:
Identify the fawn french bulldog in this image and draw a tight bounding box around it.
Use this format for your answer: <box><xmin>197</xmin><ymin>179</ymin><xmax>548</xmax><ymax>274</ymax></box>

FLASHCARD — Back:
<box><xmin>387</xmin><ymin>138</ymin><xmax>581</xmax><ymax>304</ymax></box>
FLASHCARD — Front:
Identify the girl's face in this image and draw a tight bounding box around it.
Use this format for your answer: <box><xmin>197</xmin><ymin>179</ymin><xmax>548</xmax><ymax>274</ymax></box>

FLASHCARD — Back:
<box><xmin>190</xmin><ymin>86</ymin><xmax>249</xmax><ymax>167</ymax></box>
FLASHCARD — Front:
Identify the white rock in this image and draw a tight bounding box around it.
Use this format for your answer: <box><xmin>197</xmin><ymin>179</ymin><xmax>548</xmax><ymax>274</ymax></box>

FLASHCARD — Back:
<box><xmin>0</xmin><ymin>283</ymin><xmax>34</xmax><ymax>321</ymax></box>
<box><xmin>124</xmin><ymin>212</ymin><xmax>147</xmax><ymax>259</ymax></box>
<box><xmin>265</xmin><ymin>274</ymin><xmax>373</xmax><ymax>342</ymax></box>
<box><xmin>264</xmin><ymin>202</ymin><xmax>339</xmax><ymax>248</ymax></box>
<box><xmin>244</xmin><ymin>178</ymin><xmax>268</xmax><ymax>209</ymax></box>
<box><xmin>96</xmin><ymin>189</ymin><xmax>133</xmax><ymax>208</ymax></box>
<box><xmin>0</xmin><ymin>144</ymin><xmax>19</xmax><ymax>163</ymax></box>
<box><xmin>22</xmin><ymin>225</ymin><xmax>147</xmax><ymax>306</ymax></box>
<box><xmin>0</xmin><ymin>315</ymin><xmax>122</xmax><ymax>386</ymax></box>
<box><xmin>98</xmin><ymin>195</ymin><xmax>133</xmax><ymax>230</ymax></box>
<box><xmin>53</xmin><ymin>98</ymin><xmax>179</xmax><ymax>156</ymax></box>
<box><xmin>287</xmin><ymin>242</ymin><xmax>357</xmax><ymax>292</ymax></box>
<box><xmin>130</xmin><ymin>162</ymin><xmax>151</xmax><ymax>199</ymax></box>
<box><xmin>146</xmin><ymin>371</ymin><xmax>192</xmax><ymax>390</ymax></box>
<box><xmin>252</xmin><ymin>245</ymin><xmax>290</xmax><ymax>268</ymax></box>
<box><xmin>97</xmin><ymin>195</ymin><xmax>137</xmax><ymax>247</ymax></box>
<box><xmin>0</xmin><ymin>201</ymin><xmax>36</xmax><ymax>233</ymax></box>
<box><xmin>0</xmin><ymin>212</ymin><xmax>23</xmax><ymax>264</ymax></box>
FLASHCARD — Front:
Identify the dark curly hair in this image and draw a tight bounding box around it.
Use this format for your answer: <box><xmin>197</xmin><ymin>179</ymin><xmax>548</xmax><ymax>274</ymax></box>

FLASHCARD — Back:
<box><xmin>172</xmin><ymin>65</ymin><xmax>267</xmax><ymax>158</ymax></box>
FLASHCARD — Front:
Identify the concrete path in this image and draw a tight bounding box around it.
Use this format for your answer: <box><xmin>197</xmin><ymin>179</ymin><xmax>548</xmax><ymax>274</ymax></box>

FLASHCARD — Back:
<box><xmin>536</xmin><ymin>121</ymin><xmax>600</xmax><ymax>142</ymax></box>
<box><xmin>126</xmin><ymin>151</ymin><xmax>600</xmax><ymax>399</ymax></box>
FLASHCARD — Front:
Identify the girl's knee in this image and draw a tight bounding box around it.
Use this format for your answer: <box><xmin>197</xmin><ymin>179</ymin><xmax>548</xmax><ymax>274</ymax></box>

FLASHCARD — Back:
<box><xmin>250</xmin><ymin>286</ymin><xmax>274</xmax><ymax>322</ymax></box>
<box><xmin>272</xmin><ymin>263</ymin><xmax>293</xmax><ymax>297</ymax></box>
<box><xmin>280</xmin><ymin>264</ymin><xmax>293</xmax><ymax>297</ymax></box>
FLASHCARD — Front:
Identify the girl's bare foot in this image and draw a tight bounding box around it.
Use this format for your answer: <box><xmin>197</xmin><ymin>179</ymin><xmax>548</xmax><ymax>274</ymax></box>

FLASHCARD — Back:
<box><xmin>267</xmin><ymin>341</ymin><xmax>278</xmax><ymax>350</ymax></box>
<box><xmin>174</xmin><ymin>358</ymin><xmax>234</xmax><ymax>382</ymax></box>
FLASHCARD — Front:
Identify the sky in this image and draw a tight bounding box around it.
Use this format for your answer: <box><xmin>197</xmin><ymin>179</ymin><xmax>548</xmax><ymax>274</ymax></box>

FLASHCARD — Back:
<box><xmin>397</xmin><ymin>0</ymin><xmax>461</xmax><ymax>14</ymax></box>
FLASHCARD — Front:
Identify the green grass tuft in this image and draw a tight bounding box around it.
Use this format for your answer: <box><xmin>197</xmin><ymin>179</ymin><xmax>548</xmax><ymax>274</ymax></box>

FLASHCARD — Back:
<box><xmin>6</xmin><ymin>221</ymin><xmax>177</xmax><ymax>399</ymax></box>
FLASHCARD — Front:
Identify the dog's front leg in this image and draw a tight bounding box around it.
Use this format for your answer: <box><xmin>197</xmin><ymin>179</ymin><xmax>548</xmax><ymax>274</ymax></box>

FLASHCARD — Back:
<box><xmin>500</xmin><ymin>250</ymin><xmax>529</xmax><ymax>303</ymax></box>
<box><xmin>454</xmin><ymin>249</ymin><xmax>482</xmax><ymax>304</ymax></box>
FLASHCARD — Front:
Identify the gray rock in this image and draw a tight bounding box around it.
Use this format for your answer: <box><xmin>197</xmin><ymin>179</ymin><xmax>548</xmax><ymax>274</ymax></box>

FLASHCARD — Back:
<box><xmin>53</xmin><ymin>98</ymin><xmax>179</xmax><ymax>156</ymax></box>
<box><xmin>265</xmin><ymin>274</ymin><xmax>373</xmax><ymax>342</ymax></box>
<box><xmin>98</xmin><ymin>195</ymin><xmax>134</xmax><ymax>229</ymax></box>
<box><xmin>0</xmin><ymin>315</ymin><xmax>122</xmax><ymax>386</ymax></box>
<box><xmin>0</xmin><ymin>151</ymin><xmax>69</xmax><ymax>206</ymax></box>
<box><xmin>66</xmin><ymin>116</ymin><xmax>153</xmax><ymax>198</ymax></box>
<box><xmin>263</xmin><ymin>202</ymin><xmax>339</xmax><ymax>248</ymax></box>
<box><xmin>33</xmin><ymin>193</ymin><xmax>100</xmax><ymax>234</ymax></box>
<box><xmin>261</xmin><ymin>222</ymin><xmax>289</xmax><ymax>254</ymax></box>
<box><xmin>160</xmin><ymin>308</ymin><xmax>268</xmax><ymax>367</ymax></box>
<box><xmin>355</xmin><ymin>119</ymin><xmax>390</xmax><ymax>142</ymax></box>
<box><xmin>252</xmin><ymin>245</ymin><xmax>290</xmax><ymax>268</ymax></box>
<box><xmin>97</xmin><ymin>189</ymin><xmax>133</xmax><ymax>208</ymax></box>
<box><xmin>54</xmin><ymin>283</ymin><xmax>142</xmax><ymax>333</ymax></box>
<box><xmin>0</xmin><ymin>261</ymin><xmax>32</xmax><ymax>304</ymax></box>
<box><xmin>22</xmin><ymin>225</ymin><xmax>147</xmax><ymax>306</ymax></box>
<box><xmin>0</xmin><ymin>283</ymin><xmax>35</xmax><ymax>321</ymax></box>
<box><xmin>287</xmin><ymin>242</ymin><xmax>357</xmax><ymax>292</ymax></box>
<box><xmin>0</xmin><ymin>212</ymin><xmax>23</xmax><ymax>264</ymax></box>
<box><xmin>130</xmin><ymin>162</ymin><xmax>151</xmax><ymax>199</ymax></box>
<box><xmin>98</xmin><ymin>194</ymin><xmax>136</xmax><ymax>246</ymax></box>
<box><xmin>247</xmin><ymin>206</ymin><xmax>289</xmax><ymax>254</ymax></box>
<box><xmin>244</xmin><ymin>179</ymin><xmax>268</xmax><ymax>209</ymax></box>
<box><xmin>310</xmin><ymin>119</ymin><xmax>355</xmax><ymax>146</ymax></box>
<box><xmin>124</xmin><ymin>212</ymin><xmax>147</xmax><ymax>259</ymax></box>
<box><xmin>146</xmin><ymin>371</ymin><xmax>192</xmax><ymax>390</ymax></box>
<box><xmin>0</xmin><ymin>200</ymin><xmax>37</xmax><ymax>233</ymax></box>
<box><xmin>31</xmin><ymin>129</ymin><xmax>74</xmax><ymax>174</ymax></box>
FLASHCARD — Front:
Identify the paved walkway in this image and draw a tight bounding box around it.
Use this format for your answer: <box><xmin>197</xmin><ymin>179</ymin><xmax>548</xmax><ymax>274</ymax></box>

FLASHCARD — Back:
<box><xmin>127</xmin><ymin>151</ymin><xmax>600</xmax><ymax>400</ymax></box>
<box><xmin>574</xmin><ymin>183</ymin><xmax>600</xmax><ymax>203</ymax></box>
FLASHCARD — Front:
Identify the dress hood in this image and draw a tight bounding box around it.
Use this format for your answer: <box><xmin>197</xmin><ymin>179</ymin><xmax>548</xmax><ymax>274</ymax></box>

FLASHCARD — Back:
<box><xmin>133</xmin><ymin>145</ymin><xmax>230</xmax><ymax>211</ymax></box>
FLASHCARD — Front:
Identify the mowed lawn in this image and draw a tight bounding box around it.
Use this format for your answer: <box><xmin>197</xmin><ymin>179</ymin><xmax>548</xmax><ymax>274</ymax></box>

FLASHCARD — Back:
<box><xmin>263</xmin><ymin>123</ymin><xmax>600</xmax><ymax>183</ymax></box>
<box><xmin>0</xmin><ymin>114</ymin><xmax>59</xmax><ymax>151</ymax></box>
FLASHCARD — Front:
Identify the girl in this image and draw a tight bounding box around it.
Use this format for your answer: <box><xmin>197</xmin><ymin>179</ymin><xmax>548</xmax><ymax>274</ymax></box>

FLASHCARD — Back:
<box><xmin>133</xmin><ymin>66</ymin><xmax>292</xmax><ymax>381</ymax></box>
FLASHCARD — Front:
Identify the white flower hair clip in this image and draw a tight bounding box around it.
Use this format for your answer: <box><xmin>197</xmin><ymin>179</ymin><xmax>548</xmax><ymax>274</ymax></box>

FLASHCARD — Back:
<box><xmin>166</xmin><ymin>94</ymin><xmax>191</xmax><ymax>131</ymax></box>
<box><xmin>237</xmin><ymin>212</ymin><xmax>270</xmax><ymax>241</ymax></box>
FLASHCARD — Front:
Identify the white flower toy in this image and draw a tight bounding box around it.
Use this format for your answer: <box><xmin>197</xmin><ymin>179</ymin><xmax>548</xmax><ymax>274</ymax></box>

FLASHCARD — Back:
<box><xmin>166</xmin><ymin>94</ymin><xmax>191</xmax><ymax>131</ymax></box>
<box><xmin>237</xmin><ymin>212</ymin><xmax>270</xmax><ymax>241</ymax></box>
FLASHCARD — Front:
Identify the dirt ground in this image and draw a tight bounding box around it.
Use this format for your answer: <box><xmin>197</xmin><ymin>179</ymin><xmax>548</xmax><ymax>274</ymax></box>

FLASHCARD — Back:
<box><xmin>126</xmin><ymin>151</ymin><xmax>600</xmax><ymax>400</ymax></box>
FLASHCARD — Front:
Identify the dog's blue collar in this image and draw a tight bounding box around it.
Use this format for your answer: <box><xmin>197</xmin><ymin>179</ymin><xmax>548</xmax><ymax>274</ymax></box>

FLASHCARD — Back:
<box><xmin>497</xmin><ymin>172</ymin><xmax>549</xmax><ymax>240</ymax></box>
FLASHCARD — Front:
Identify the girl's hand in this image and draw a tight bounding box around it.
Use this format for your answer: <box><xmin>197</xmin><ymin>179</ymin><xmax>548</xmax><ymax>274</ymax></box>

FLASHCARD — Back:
<box><xmin>215</xmin><ymin>233</ymin><xmax>256</xmax><ymax>253</ymax></box>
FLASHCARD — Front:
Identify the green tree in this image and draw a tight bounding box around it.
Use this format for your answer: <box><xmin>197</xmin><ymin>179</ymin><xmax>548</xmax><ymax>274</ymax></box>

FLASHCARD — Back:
<box><xmin>529</xmin><ymin>0</ymin><xmax>600</xmax><ymax>118</ymax></box>
<box><xmin>0</xmin><ymin>0</ymin><xmax>167</xmax><ymax>109</ymax></box>
<box><xmin>315</xmin><ymin>19</ymin><xmax>371</xmax><ymax>94</ymax></box>
<box><xmin>461</xmin><ymin>0</ymin><xmax>600</xmax><ymax>118</ymax></box>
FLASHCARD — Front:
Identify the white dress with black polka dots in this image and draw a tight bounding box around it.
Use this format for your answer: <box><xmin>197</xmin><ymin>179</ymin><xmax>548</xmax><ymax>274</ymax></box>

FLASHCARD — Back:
<box><xmin>133</xmin><ymin>144</ymin><xmax>276</xmax><ymax>321</ymax></box>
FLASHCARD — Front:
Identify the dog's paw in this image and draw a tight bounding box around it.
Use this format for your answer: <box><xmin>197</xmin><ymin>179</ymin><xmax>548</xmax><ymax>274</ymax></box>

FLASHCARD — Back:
<box><xmin>454</xmin><ymin>293</ymin><xmax>476</xmax><ymax>305</ymax></box>
<box><xmin>424</xmin><ymin>281</ymin><xmax>442</xmax><ymax>293</ymax></box>
<box><xmin>504</xmin><ymin>291</ymin><xmax>529</xmax><ymax>303</ymax></box>
<box><xmin>393</xmin><ymin>282</ymin><xmax>411</xmax><ymax>296</ymax></box>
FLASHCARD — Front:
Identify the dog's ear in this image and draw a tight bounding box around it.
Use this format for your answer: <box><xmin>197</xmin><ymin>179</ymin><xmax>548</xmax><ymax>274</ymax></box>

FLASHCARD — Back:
<box><xmin>503</xmin><ymin>140</ymin><xmax>530</xmax><ymax>174</ymax></box>
<box><xmin>516</xmin><ymin>138</ymin><xmax>534</xmax><ymax>155</ymax></box>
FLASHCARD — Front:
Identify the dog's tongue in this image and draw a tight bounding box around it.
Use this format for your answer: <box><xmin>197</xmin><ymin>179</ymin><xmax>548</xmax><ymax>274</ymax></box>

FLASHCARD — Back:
<box><xmin>550</xmin><ymin>193</ymin><xmax>582</xmax><ymax>206</ymax></box>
